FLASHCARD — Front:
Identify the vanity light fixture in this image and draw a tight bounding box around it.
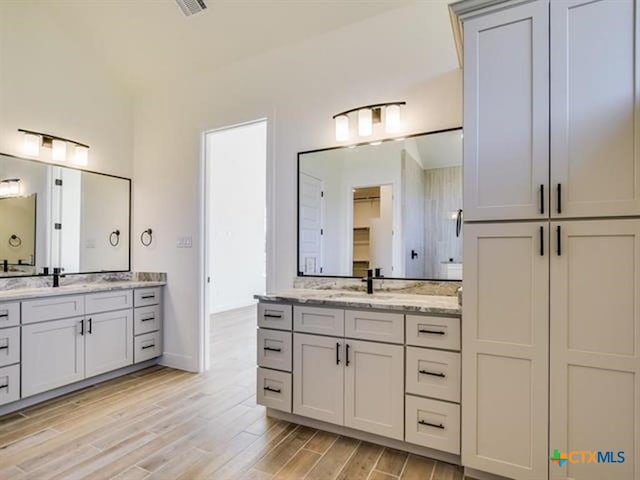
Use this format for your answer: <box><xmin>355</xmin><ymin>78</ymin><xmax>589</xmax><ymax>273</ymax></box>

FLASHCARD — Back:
<box><xmin>0</xmin><ymin>178</ymin><xmax>23</xmax><ymax>198</ymax></box>
<box><xmin>18</xmin><ymin>129</ymin><xmax>90</xmax><ymax>166</ymax></box>
<box><xmin>333</xmin><ymin>102</ymin><xmax>405</xmax><ymax>142</ymax></box>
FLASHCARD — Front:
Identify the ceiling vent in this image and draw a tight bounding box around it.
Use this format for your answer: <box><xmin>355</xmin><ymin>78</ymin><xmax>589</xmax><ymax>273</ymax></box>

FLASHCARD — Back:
<box><xmin>175</xmin><ymin>0</ymin><xmax>207</xmax><ymax>17</ymax></box>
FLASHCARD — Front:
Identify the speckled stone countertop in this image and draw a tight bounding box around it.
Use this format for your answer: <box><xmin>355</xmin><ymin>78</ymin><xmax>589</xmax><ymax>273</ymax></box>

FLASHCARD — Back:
<box><xmin>0</xmin><ymin>272</ymin><xmax>166</xmax><ymax>302</ymax></box>
<box><xmin>255</xmin><ymin>289</ymin><xmax>461</xmax><ymax>316</ymax></box>
<box><xmin>0</xmin><ymin>280</ymin><xmax>166</xmax><ymax>302</ymax></box>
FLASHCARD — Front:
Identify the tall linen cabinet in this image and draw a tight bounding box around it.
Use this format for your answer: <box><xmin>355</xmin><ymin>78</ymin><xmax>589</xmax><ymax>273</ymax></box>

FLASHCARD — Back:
<box><xmin>452</xmin><ymin>0</ymin><xmax>640</xmax><ymax>479</ymax></box>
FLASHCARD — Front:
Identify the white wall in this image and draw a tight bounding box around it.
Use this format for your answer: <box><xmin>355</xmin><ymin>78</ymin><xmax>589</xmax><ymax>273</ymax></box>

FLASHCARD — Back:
<box><xmin>132</xmin><ymin>3</ymin><xmax>461</xmax><ymax>372</ymax></box>
<box><xmin>207</xmin><ymin>121</ymin><xmax>266</xmax><ymax>314</ymax></box>
<box><xmin>0</xmin><ymin>2</ymin><xmax>133</xmax><ymax>178</ymax></box>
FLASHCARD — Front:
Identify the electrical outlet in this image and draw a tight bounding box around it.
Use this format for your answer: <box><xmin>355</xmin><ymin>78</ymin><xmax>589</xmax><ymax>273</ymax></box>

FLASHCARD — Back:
<box><xmin>177</xmin><ymin>236</ymin><xmax>193</xmax><ymax>248</ymax></box>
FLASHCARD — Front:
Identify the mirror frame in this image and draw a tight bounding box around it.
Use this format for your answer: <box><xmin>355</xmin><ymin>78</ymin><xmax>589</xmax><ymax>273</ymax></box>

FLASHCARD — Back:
<box><xmin>296</xmin><ymin>126</ymin><xmax>463</xmax><ymax>281</ymax></box>
<box><xmin>0</xmin><ymin>151</ymin><xmax>132</xmax><ymax>279</ymax></box>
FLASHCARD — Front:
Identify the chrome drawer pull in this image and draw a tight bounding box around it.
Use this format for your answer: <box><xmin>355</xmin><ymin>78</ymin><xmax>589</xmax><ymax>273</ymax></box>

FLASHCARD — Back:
<box><xmin>142</xmin><ymin>344</ymin><xmax>156</xmax><ymax>350</ymax></box>
<box><xmin>263</xmin><ymin>346</ymin><xmax>281</xmax><ymax>352</ymax></box>
<box><xmin>418</xmin><ymin>329</ymin><xmax>445</xmax><ymax>335</ymax></box>
<box><xmin>419</xmin><ymin>369</ymin><xmax>446</xmax><ymax>378</ymax></box>
<box><xmin>264</xmin><ymin>313</ymin><xmax>282</xmax><ymax>319</ymax></box>
<box><xmin>263</xmin><ymin>386</ymin><xmax>281</xmax><ymax>393</ymax></box>
<box><xmin>141</xmin><ymin>317</ymin><xmax>155</xmax><ymax>322</ymax></box>
<box><xmin>141</xmin><ymin>295</ymin><xmax>155</xmax><ymax>300</ymax></box>
<box><xmin>419</xmin><ymin>420</ymin><xmax>445</xmax><ymax>429</ymax></box>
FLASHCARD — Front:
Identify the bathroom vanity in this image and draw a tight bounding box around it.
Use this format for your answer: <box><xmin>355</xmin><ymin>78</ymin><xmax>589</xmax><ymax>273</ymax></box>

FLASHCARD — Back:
<box><xmin>255</xmin><ymin>289</ymin><xmax>462</xmax><ymax>464</ymax></box>
<box><xmin>0</xmin><ymin>277</ymin><xmax>165</xmax><ymax>414</ymax></box>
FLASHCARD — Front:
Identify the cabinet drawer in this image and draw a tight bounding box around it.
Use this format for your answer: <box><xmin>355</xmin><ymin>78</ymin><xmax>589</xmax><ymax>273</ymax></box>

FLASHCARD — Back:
<box><xmin>0</xmin><ymin>364</ymin><xmax>20</xmax><ymax>406</ymax></box>
<box><xmin>22</xmin><ymin>295</ymin><xmax>84</xmax><ymax>324</ymax></box>
<box><xmin>293</xmin><ymin>306</ymin><xmax>344</xmax><ymax>337</ymax></box>
<box><xmin>134</xmin><ymin>331</ymin><xmax>162</xmax><ymax>363</ymax></box>
<box><xmin>257</xmin><ymin>329</ymin><xmax>292</xmax><ymax>372</ymax></box>
<box><xmin>345</xmin><ymin>310</ymin><xmax>403</xmax><ymax>344</ymax></box>
<box><xmin>134</xmin><ymin>288</ymin><xmax>161</xmax><ymax>307</ymax></box>
<box><xmin>406</xmin><ymin>347</ymin><xmax>460</xmax><ymax>403</ymax></box>
<box><xmin>0</xmin><ymin>327</ymin><xmax>20</xmax><ymax>368</ymax></box>
<box><xmin>405</xmin><ymin>395</ymin><xmax>460</xmax><ymax>455</ymax></box>
<box><xmin>257</xmin><ymin>367</ymin><xmax>291</xmax><ymax>413</ymax></box>
<box><xmin>258</xmin><ymin>303</ymin><xmax>292</xmax><ymax>331</ymax></box>
<box><xmin>86</xmin><ymin>290</ymin><xmax>133</xmax><ymax>314</ymax></box>
<box><xmin>134</xmin><ymin>305</ymin><xmax>161</xmax><ymax>335</ymax></box>
<box><xmin>406</xmin><ymin>315</ymin><xmax>460</xmax><ymax>351</ymax></box>
<box><xmin>0</xmin><ymin>302</ymin><xmax>19</xmax><ymax>328</ymax></box>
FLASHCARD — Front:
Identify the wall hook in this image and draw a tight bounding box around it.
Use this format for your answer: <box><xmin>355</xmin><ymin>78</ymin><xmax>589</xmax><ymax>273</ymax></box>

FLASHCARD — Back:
<box><xmin>140</xmin><ymin>228</ymin><xmax>153</xmax><ymax>247</ymax></box>
<box><xmin>8</xmin><ymin>234</ymin><xmax>22</xmax><ymax>248</ymax></box>
<box><xmin>109</xmin><ymin>229</ymin><xmax>121</xmax><ymax>247</ymax></box>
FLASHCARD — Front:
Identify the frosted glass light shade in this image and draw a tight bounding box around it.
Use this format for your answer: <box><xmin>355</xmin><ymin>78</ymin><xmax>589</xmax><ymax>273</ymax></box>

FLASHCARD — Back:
<box><xmin>358</xmin><ymin>108</ymin><xmax>373</xmax><ymax>137</ymax></box>
<box><xmin>335</xmin><ymin>115</ymin><xmax>349</xmax><ymax>141</ymax></box>
<box><xmin>52</xmin><ymin>139</ymin><xmax>67</xmax><ymax>162</ymax></box>
<box><xmin>74</xmin><ymin>145</ymin><xmax>89</xmax><ymax>166</ymax></box>
<box><xmin>0</xmin><ymin>179</ymin><xmax>22</xmax><ymax>197</ymax></box>
<box><xmin>385</xmin><ymin>104</ymin><xmax>401</xmax><ymax>133</ymax></box>
<box><xmin>23</xmin><ymin>133</ymin><xmax>40</xmax><ymax>157</ymax></box>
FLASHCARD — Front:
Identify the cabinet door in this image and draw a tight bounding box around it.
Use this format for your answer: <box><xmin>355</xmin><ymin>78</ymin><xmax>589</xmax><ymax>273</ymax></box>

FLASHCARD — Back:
<box><xmin>463</xmin><ymin>1</ymin><xmax>549</xmax><ymax>221</ymax></box>
<box><xmin>293</xmin><ymin>333</ymin><xmax>343</xmax><ymax>425</ymax></box>
<box><xmin>22</xmin><ymin>317</ymin><xmax>85</xmax><ymax>397</ymax></box>
<box><xmin>551</xmin><ymin>0</ymin><xmax>640</xmax><ymax>218</ymax></box>
<box><xmin>550</xmin><ymin>220</ymin><xmax>640</xmax><ymax>480</ymax></box>
<box><xmin>85</xmin><ymin>310</ymin><xmax>133</xmax><ymax>378</ymax></box>
<box><xmin>462</xmin><ymin>222</ymin><xmax>549</xmax><ymax>480</ymax></box>
<box><xmin>344</xmin><ymin>340</ymin><xmax>403</xmax><ymax>440</ymax></box>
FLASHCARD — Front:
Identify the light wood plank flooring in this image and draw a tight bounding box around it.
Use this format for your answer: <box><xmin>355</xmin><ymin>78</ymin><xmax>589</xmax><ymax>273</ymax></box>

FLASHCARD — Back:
<box><xmin>0</xmin><ymin>305</ymin><xmax>464</xmax><ymax>479</ymax></box>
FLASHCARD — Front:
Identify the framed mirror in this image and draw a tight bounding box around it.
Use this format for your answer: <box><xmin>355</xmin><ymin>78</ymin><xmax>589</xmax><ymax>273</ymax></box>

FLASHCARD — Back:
<box><xmin>298</xmin><ymin>127</ymin><xmax>462</xmax><ymax>281</ymax></box>
<box><xmin>0</xmin><ymin>153</ymin><xmax>131</xmax><ymax>277</ymax></box>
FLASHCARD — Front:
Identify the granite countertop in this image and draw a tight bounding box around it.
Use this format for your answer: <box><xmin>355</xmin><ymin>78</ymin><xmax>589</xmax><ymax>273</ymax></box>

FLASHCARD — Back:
<box><xmin>255</xmin><ymin>289</ymin><xmax>461</xmax><ymax>316</ymax></box>
<box><xmin>0</xmin><ymin>280</ymin><xmax>166</xmax><ymax>302</ymax></box>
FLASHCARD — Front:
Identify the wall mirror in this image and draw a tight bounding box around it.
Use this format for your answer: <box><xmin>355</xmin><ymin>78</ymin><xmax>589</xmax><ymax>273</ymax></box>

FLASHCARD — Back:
<box><xmin>0</xmin><ymin>153</ymin><xmax>131</xmax><ymax>277</ymax></box>
<box><xmin>298</xmin><ymin>127</ymin><xmax>462</xmax><ymax>280</ymax></box>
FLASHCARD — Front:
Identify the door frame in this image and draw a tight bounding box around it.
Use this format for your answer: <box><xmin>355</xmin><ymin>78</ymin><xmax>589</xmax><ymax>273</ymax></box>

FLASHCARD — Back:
<box><xmin>198</xmin><ymin>117</ymin><xmax>273</xmax><ymax>372</ymax></box>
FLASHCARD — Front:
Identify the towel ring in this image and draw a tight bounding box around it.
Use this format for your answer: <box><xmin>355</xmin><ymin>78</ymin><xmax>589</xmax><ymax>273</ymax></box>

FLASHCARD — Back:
<box><xmin>8</xmin><ymin>234</ymin><xmax>21</xmax><ymax>248</ymax></box>
<box><xmin>140</xmin><ymin>228</ymin><xmax>153</xmax><ymax>247</ymax></box>
<box><xmin>109</xmin><ymin>230</ymin><xmax>121</xmax><ymax>247</ymax></box>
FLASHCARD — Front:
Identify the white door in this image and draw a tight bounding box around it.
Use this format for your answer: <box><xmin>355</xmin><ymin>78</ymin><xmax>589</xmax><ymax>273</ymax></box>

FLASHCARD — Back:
<box><xmin>550</xmin><ymin>219</ymin><xmax>640</xmax><ymax>480</ymax></box>
<box><xmin>344</xmin><ymin>340</ymin><xmax>403</xmax><ymax>440</ymax></box>
<box><xmin>298</xmin><ymin>173</ymin><xmax>323</xmax><ymax>274</ymax></box>
<box><xmin>551</xmin><ymin>0</ymin><xmax>640</xmax><ymax>218</ymax></box>
<box><xmin>293</xmin><ymin>333</ymin><xmax>343</xmax><ymax>425</ymax></box>
<box><xmin>462</xmin><ymin>222</ymin><xmax>549</xmax><ymax>480</ymax></box>
<box><xmin>85</xmin><ymin>309</ymin><xmax>133</xmax><ymax>378</ymax></box>
<box><xmin>22</xmin><ymin>317</ymin><xmax>85</xmax><ymax>397</ymax></box>
<box><xmin>463</xmin><ymin>1</ymin><xmax>549</xmax><ymax>221</ymax></box>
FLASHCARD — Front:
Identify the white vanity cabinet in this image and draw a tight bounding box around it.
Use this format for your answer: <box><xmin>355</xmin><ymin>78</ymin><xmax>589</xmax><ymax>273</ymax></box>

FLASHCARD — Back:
<box><xmin>133</xmin><ymin>287</ymin><xmax>163</xmax><ymax>363</ymax></box>
<box><xmin>18</xmin><ymin>286</ymin><xmax>163</xmax><ymax>400</ymax></box>
<box><xmin>258</xmin><ymin>301</ymin><xmax>462</xmax><ymax>459</ymax></box>
<box><xmin>0</xmin><ymin>302</ymin><xmax>21</xmax><ymax>406</ymax></box>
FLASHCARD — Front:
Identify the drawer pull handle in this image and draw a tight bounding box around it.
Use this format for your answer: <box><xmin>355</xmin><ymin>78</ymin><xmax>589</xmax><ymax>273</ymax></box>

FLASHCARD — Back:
<box><xmin>418</xmin><ymin>329</ymin><xmax>445</xmax><ymax>335</ymax></box>
<box><xmin>263</xmin><ymin>386</ymin><xmax>281</xmax><ymax>394</ymax></box>
<box><xmin>419</xmin><ymin>369</ymin><xmax>446</xmax><ymax>378</ymax></box>
<box><xmin>0</xmin><ymin>314</ymin><xmax>8</xmax><ymax>319</ymax></box>
<box><xmin>264</xmin><ymin>314</ymin><xmax>282</xmax><ymax>319</ymax></box>
<box><xmin>0</xmin><ymin>346</ymin><xmax>8</xmax><ymax>351</ymax></box>
<box><xmin>263</xmin><ymin>346</ymin><xmax>282</xmax><ymax>352</ymax></box>
<box><xmin>142</xmin><ymin>344</ymin><xmax>156</xmax><ymax>350</ymax></box>
<box><xmin>346</xmin><ymin>344</ymin><xmax>350</xmax><ymax>367</ymax></box>
<box><xmin>141</xmin><ymin>317</ymin><xmax>155</xmax><ymax>322</ymax></box>
<box><xmin>141</xmin><ymin>295</ymin><xmax>155</xmax><ymax>300</ymax></box>
<box><xmin>419</xmin><ymin>420</ymin><xmax>445</xmax><ymax>429</ymax></box>
<box><xmin>336</xmin><ymin>342</ymin><xmax>341</xmax><ymax>365</ymax></box>
<box><xmin>0</xmin><ymin>384</ymin><xmax>7</xmax><ymax>391</ymax></box>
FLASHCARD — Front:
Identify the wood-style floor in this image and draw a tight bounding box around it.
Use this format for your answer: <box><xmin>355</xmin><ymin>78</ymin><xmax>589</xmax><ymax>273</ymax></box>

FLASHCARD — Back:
<box><xmin>0</xmin><ymin>305</ymin><xmax>465</xmax><ymax>480</ymax></box>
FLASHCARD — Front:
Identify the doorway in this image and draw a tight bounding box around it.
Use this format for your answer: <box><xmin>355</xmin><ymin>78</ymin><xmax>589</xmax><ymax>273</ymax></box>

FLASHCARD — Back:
<box><xmin>202</xmin><ymin>119</ymin><xmax>268</xmax><ymax>371</ymax></box>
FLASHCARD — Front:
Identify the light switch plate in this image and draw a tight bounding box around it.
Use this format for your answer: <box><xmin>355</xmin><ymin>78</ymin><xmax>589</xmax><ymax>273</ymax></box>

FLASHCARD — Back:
<box><xmin>177</xmin><ymin>236</ymin><xmax>193</xmax><ymax>248</ymax></box>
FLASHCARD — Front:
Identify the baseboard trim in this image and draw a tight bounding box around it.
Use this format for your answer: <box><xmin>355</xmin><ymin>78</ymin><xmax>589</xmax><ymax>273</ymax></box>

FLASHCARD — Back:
<box><xmin>463</xmin><ymin>467</ymin><xmax>512</xmax><ymax>480</ymax></box>
<box><xmin>267</xmin><ymin>408</ymin><xmax>461</xmax><ymax>466</ymax></box>
<box><xmin>0</xmin><ymin>359</ymin><xmax>159</xmax><ymax>416</ymax></box>
<box><xmin>159</xmin><ymin>351</ymin><xmax>198</xmax><ymax>372</ymax></box>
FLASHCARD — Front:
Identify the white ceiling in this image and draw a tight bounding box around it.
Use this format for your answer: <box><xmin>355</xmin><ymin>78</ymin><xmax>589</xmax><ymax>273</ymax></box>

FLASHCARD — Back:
<box><xmin>38</xmin><ymin>0</ymin><xmax>418</xmax><ymax>91</ymax></box>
